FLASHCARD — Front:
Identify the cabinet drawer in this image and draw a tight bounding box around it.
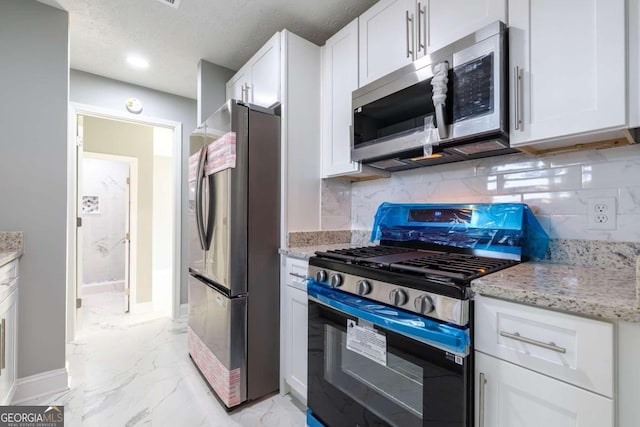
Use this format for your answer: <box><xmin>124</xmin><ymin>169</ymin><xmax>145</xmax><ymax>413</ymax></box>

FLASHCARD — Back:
<box><xmin>285</xmin><ymin>257</ymin><xmax>308</xmax><ymax>291</ymax></box>
<box><xmin>0</xmin><ymin>261</ymin><xmax>17</xmax><ymax>287</ymax></box>
<box><xmin>475</xmin><ymin>295</ymin><xmax>614</xmax><ymax>397</ymax></box>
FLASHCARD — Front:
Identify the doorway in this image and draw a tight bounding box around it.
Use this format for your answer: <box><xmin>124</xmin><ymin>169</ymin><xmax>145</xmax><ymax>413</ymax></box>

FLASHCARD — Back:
<box><xmin>67</xmin><ymin>104</ymin><xmax>182</xmax><ymax>340</ymax></box>
<box><xmin>79</xmin><ymin>154</ymin><xmax>136</xmax><ymax>327</ymax></box>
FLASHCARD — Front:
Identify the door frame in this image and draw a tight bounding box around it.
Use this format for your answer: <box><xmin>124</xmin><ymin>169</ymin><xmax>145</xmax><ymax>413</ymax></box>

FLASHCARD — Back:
<box><xmin>80</xmin><ymin>152</ymin><xmax>139</xmax><ymax>314</ymax></box>
<box><xmin>66</xmin><ymin>102</ymin><xmax>183</xmax><ymax>342</ymax></box>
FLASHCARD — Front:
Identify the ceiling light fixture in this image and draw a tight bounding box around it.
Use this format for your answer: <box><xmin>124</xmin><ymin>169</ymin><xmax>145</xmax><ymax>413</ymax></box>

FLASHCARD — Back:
<box><xmin>127</xmin><ymin>55</ymin><xmax>149</xmax><ymax>69</ymax></box>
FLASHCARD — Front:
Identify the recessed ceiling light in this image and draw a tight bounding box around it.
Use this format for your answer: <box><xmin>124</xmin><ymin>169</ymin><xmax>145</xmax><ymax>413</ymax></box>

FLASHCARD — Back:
<box><xmin>127</xmin><ymin>55</ymin><xmax>149</xmax><ymax>69</ymax></box>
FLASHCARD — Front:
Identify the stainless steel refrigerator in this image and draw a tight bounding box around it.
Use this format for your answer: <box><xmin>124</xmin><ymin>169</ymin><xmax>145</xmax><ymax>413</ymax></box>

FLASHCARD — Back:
<box><xmin>187</xmin><ymin>100</ymin><xmax>280</xmax><ymax>410</ymax></box>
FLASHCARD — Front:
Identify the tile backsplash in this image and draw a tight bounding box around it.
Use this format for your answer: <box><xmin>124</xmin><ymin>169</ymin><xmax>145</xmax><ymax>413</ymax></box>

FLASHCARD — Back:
<box><xmin>326</xmin><ymin>144</ymin><xmax>640</xmax><ymax>242</ymax></box>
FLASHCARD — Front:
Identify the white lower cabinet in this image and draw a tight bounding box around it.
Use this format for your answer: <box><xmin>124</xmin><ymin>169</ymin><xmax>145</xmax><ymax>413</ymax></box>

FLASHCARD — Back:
<box><xmin>476</xmin><ymin>352</ymin><xmax>614</xmax><ymax>427</ymax></box>
<box><xmin>0</xmin><ymin>259</ymin><xmax>18</xmax><ymax>405</ymax></box>
<box><xmin>280</xmin><ymin>256</ymin><xmax>308</xmax><ymax>404</ymax></box>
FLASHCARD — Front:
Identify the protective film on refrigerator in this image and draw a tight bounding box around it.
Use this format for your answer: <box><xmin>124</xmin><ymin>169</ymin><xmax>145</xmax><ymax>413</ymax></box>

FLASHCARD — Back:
<box><xmin>370</xmin><ymin>202</ymin><xmax>549</xmax><ymax>259</ymax></box>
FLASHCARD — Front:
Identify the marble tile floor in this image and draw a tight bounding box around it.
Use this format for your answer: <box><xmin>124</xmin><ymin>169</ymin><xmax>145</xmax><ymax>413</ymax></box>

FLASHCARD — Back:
<box><xmin>22</xmin><ymin>292</ymin><xmax>306</xmax><ymax>426</ymax></box>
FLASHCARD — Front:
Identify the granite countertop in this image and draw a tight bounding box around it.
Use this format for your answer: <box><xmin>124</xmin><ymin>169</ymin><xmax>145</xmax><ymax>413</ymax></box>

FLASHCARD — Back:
<box><xmin>0</xmin><ymin>251</ymin><xmax>21</xmax><ymax>268</ymax></box>
<box><xmin>471</xmin><ymin>262</ymin><xmax>640</xmax><ymax>322</ymax></box>
<box><xmin>279</xmin><ymin>244</ymin><xmax>361</xmax><ymax>260</ymax></box>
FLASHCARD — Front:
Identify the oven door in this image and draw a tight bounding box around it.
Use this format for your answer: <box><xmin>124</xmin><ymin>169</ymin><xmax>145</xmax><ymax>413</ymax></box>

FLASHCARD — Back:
<box><xmin>307</xmin><ymin>283</ymin><xmax>472</xmax><ymax>427</ymax></box>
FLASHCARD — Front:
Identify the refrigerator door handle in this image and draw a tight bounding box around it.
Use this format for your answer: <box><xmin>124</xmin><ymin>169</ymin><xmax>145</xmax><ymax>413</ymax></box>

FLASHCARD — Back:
<box><xmin>195</xmin><ymin>146</ymin><xmax>208</xmax><ymax>250</ymax></box>
<box><xmin>204</xmin><ymin>173</ymin><xmax>216</xmax><ymax>251</ymax></box>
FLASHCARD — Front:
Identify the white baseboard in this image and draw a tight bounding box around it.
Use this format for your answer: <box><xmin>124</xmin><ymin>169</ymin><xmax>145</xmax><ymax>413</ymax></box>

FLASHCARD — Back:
<box><xmin>12</xmin><ymin>368</ymin><xmax>69</xmax><ymax>404</ymax></box>
<box><xmin>82</xmin><ymin>280</ymin><xmax>125</xmax><ymax>295</ymax></box>
<box><xmin>179</xmin><ymin>303</ymin><xmax>188</xmax><ymax>317</ymax></box>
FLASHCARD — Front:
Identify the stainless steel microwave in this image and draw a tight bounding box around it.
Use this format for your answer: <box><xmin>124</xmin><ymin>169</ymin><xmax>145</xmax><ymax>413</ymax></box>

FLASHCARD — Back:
<box><xmin>352</xmin><ymin>21</ymin><xmax>515</xmax><ymax>172</ymax></box>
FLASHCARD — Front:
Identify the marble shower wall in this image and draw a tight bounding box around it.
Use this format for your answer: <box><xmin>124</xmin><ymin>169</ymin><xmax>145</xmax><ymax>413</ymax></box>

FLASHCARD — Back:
<box><xmin>349</xmin><ymin>144</ymin><xmax>640</xmax><ymax>241</ymax></box>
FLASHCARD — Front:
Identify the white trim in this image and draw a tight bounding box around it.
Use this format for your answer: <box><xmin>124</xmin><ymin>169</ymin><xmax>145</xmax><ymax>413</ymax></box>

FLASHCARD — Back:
<box><xmin>67</xmin><ymin>102</ymin><xmax>183</xmax><ymax>344</ymax></box>
<box><xmin>12</xmin><ymin>368</ymin><xmax>69</xmax><ymax>404</ymax></box>
<box><xmin>179</xmin><ymin>303</ymin><xmax>188</xmax><ymax>317</ymax></box>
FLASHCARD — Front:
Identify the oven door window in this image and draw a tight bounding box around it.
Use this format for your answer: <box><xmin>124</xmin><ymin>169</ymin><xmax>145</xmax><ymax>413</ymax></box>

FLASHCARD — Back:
<box><xmin>309</xmin><ymin>300</ymin><xmax>471</xmax><ymax>427</ymax></box>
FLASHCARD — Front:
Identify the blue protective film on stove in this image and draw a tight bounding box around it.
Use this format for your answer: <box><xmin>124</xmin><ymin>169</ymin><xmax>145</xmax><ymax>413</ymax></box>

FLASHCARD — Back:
<box><xmin>307</xmin><ymin>280</ymin><xmax>470</xmax><ymax>355</ymax></box>
<box><xmin>306</xmin><ymin>410</ymin><xmax>325</xmax><ymax>427</ymax></box>
<box><xmin>370</xmin><ymin>202</ymin><xmax>549</xmax><ymax>259</ymax></box>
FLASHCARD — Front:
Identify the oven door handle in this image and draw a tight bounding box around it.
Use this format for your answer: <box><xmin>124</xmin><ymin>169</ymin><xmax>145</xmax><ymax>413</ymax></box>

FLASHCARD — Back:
<box><xmin>307</xmin><ymin>281</ymin><xmax>469</xmax><ymax>355</ymax></box>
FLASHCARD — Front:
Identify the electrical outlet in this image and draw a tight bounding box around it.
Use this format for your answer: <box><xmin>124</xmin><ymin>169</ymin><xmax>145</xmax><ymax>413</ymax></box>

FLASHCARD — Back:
<box><xmin>587</xmin><ymin>197</ymin><xmax>617</xmax><ymax>230</ymax></box>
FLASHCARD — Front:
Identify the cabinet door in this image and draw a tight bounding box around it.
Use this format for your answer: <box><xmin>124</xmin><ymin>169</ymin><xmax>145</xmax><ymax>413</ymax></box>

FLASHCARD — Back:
<box><xmin>509</xmin><ymin>0</ymin><xmax>626</xmax><ymax>148</ymax></box>
<box><xmin>0</xmin><ymin>290</ymin><xmax>17</xmax><ymax>405</ymax></box>
<box><xmin>322</xmin><ymin>19</ymin><xmax>360</xmax><ymax>178</ymax></box>
<box><xmin>359</xmin><ymin>0</ymin><xmax>416</xmax><ymax>86</ymax></box>
<box><xmin>226</xmin><ymin>68</ymin><xmax>249</xmax><ymax>103</ymax></box>
<box><xmin>425</xmin><ymin>0</ymin><xmax>506</xmax><ymax>53</ymax></box>
<box><xmin>250</xmin><ymin>33</ymin><xmax>281</xmax><ymax>108</ymax></box>
<box><xmin>476</xmin><ymin>352</ymin><xmax>613</xmax><ymax>427</ymax></box>
<box><xmin>285</xmin><ymin>285</ymin><xmax>308</xmax><ymax>403</ymax></box>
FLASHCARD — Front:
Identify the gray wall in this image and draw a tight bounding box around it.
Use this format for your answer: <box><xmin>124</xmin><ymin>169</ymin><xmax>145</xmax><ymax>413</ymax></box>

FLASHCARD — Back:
<box><xmin>70</xmin><ymin>70</ymin><xmax>196</xmax><ymax>305</ymax></box>
<box><xmin>197</xmin><ymin>60</ymin><xmax>235</xmax><ymax>124</ymax></box>
<box><xmin>0</xmin><ymin>0</ymin><xmax>68</xmax><ymax>378</ymax></box>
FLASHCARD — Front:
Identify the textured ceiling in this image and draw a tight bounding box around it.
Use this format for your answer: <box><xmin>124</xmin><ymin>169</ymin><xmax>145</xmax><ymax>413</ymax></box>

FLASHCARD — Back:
<box><xmin>37</xmin><ymin>0</ymin><xmax>377</xmax><ymax>99</ymax></box>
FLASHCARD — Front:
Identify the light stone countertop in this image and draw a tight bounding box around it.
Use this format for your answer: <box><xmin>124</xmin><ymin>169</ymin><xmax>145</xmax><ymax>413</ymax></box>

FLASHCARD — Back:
<box><xmin>0</xmin><ymin>251</ymin><xmax>21</xmax><ymax>268</ymax></box>
<box><xmin>471</xmin><ymin>262</ymin><xmax>640</xmax><ymax>322</ymax></box>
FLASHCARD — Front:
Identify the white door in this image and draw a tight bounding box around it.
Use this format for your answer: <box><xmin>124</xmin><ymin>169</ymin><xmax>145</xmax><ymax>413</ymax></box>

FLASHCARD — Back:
<box><xmin>508</xmin><ymin>0</ymin><xmax>626</xmax><ymax>147</ymax></box>
<box><xmin>75</xmin><ymin>115</ymin><xmax>85</xmax><ymax>326</ymax></box>
<box><xmin>321</xmin><ymin>18</ymin><xmax>360</xmax><ymax>178</ymax></box>
<box><xmin>425</xmin><ymin>0</ymin><xmax>506</xmax><ymax>53</ymax></box>
<box><xmin>476</xmin><ymin>352</ymin><xmax>614</xmax><ymax>427</ymax></box>
<box><xmin>359</xmin><ymin>0</ymin><xmax>417</xmax><ymax>86</ymax></box>
<box><xmin>249</xmin><ymin>33</ymin><xmax>281</xmax><ymax>108</ymax></box>
<box><xmin>286</xmin><ymin>284</ymin><xmax>308</xmax><ymax>402</ymax></box>
<box><xmin>123</xmin><ymin>167</ymin><xmax>131</xmax><ymax>313</ymax></box>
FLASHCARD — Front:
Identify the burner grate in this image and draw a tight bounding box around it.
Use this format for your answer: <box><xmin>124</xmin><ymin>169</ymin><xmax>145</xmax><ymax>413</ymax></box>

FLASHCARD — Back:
<box><xmin>315</xmin><ymin>246</ymin><xmax>412</xmax><ymax>262</ymax></box>
<box><xmin>390</xmin><ymin>253</ymin><xmax>516</xmax><ymax>281</ymax></box>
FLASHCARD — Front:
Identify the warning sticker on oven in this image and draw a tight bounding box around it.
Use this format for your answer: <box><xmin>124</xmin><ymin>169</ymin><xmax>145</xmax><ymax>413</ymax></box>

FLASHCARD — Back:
<box><xmin>346</xmin><ymin>319</ymin><xmax>387</xmax><ymax>366</ymax></box>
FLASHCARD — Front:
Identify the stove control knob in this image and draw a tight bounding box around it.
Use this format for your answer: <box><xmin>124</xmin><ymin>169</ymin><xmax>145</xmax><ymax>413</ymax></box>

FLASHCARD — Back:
<box><xmin>356</xmin><ymin>280</ymin><xmax>372</xmax><ymax>296</ymax></box>
<box><xmin>329</xmin><ymin>273</ymin><xmax>343</xmax><ymax>288</ymax></box>
<box><xmin>389</xmin><ymin>289</ymin><xmax>408</xmax><ymax>306</ymax></box>
<box><xmin>414</xmin><ymin>295</ymin><xmax>435</xmax><ymax>314</ymax></box>
<box><xmin>315</xmin><ymin>270</ymin><xmax>328</xmax><ymax>282</ymax></box>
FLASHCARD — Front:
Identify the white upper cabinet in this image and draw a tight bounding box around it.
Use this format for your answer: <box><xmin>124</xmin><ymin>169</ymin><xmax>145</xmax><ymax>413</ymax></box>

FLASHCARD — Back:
<box><xmin>249</xmin><ymin>34</ymin><xmax>281</xmax><ymax>108</ymax></box>
<box><xmin>359</xmin><ymin>0</ymin><xmax>420</xmax><ymax>86</ymax></box>
<box><xmin>425</xmin><ymin>0</ymin><xmax>506</xmax><ymax>53</ymax></box>
<box><xmin>508</xmin><ymin>0</ymin><xmax>626</xmax><ymax>149</ymax></box>
<box><xmin>322</xmin><ymin>19</ymin><xmax>361</xmax><ymax>178</ymax></box>
<box><xmin>225</xmin><ymin>33</ymin><xmax>281</xmax><ymax>108</ymax></box>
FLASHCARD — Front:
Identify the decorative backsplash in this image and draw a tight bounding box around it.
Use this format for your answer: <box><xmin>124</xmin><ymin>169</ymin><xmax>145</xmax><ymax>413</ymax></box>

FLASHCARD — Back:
<box><xmin>345</xmin><ymin>144</ymin><xmax>640</xmax><ymax>242</ymax></box>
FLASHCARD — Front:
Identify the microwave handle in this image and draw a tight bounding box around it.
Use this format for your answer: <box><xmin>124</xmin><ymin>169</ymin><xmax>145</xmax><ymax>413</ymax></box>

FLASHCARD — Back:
<box><xmin>435</xmin><ymin>104</ymin><xmax>448</xmax><ymax>140</ymax></box>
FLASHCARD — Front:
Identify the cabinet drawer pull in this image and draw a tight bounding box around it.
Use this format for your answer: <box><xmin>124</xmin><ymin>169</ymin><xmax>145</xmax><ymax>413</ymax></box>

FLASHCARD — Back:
<box><xmin>288</xmin><ymin>272</ymin><xmax>306</xmax><ymax>279</ymax></box>
<box><xmin>500</xmin><ymin>331</ymin><xmax>567</xmax><ymax>354</ymax></box>
<box><xmin>479</xmin><ymin>372</ymin><xmax>487</xmax><ymax>427</ymax></box>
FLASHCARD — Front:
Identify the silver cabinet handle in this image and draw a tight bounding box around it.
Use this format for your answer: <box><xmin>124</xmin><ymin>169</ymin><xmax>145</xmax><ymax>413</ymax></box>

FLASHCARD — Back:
<box><xmin>500</xmin><ymin>331</ymin><xmax>567</xmax><ymax>354</ymax></box>
<box><xmin>245</xmin><ymin>83</ymin><xmax>251</xmax><ymax>103</ymax></box>
<box><xmin>514</xmin><ymin>66</ymin><xmax>522</xmax><ymax>130</ymax></box>
<box><xmin>406</xmin><ymin>11</ymin><xmax>414</xmax><ymax>59</ymax></box>
<box><xmin>418</xmin><ymin>3</ymin><xmax>426</xmax><ymax>53</ymax></box>
<box><xmin>288</xmin><ymin>272</ymin><xmax>306</xmax><ymax>279</ymax></box>
<box><xmin>479</xmin><ymin>372</ymin><xmax>487</xmax><ymax>427</ymax></box>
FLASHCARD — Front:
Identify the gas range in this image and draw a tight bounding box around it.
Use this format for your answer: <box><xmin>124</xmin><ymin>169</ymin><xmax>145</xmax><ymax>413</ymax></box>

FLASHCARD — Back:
<box><xmin>308</xmin><ymin>245</ymin><xmax>517</xmax><ymax>326</ymax></box>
